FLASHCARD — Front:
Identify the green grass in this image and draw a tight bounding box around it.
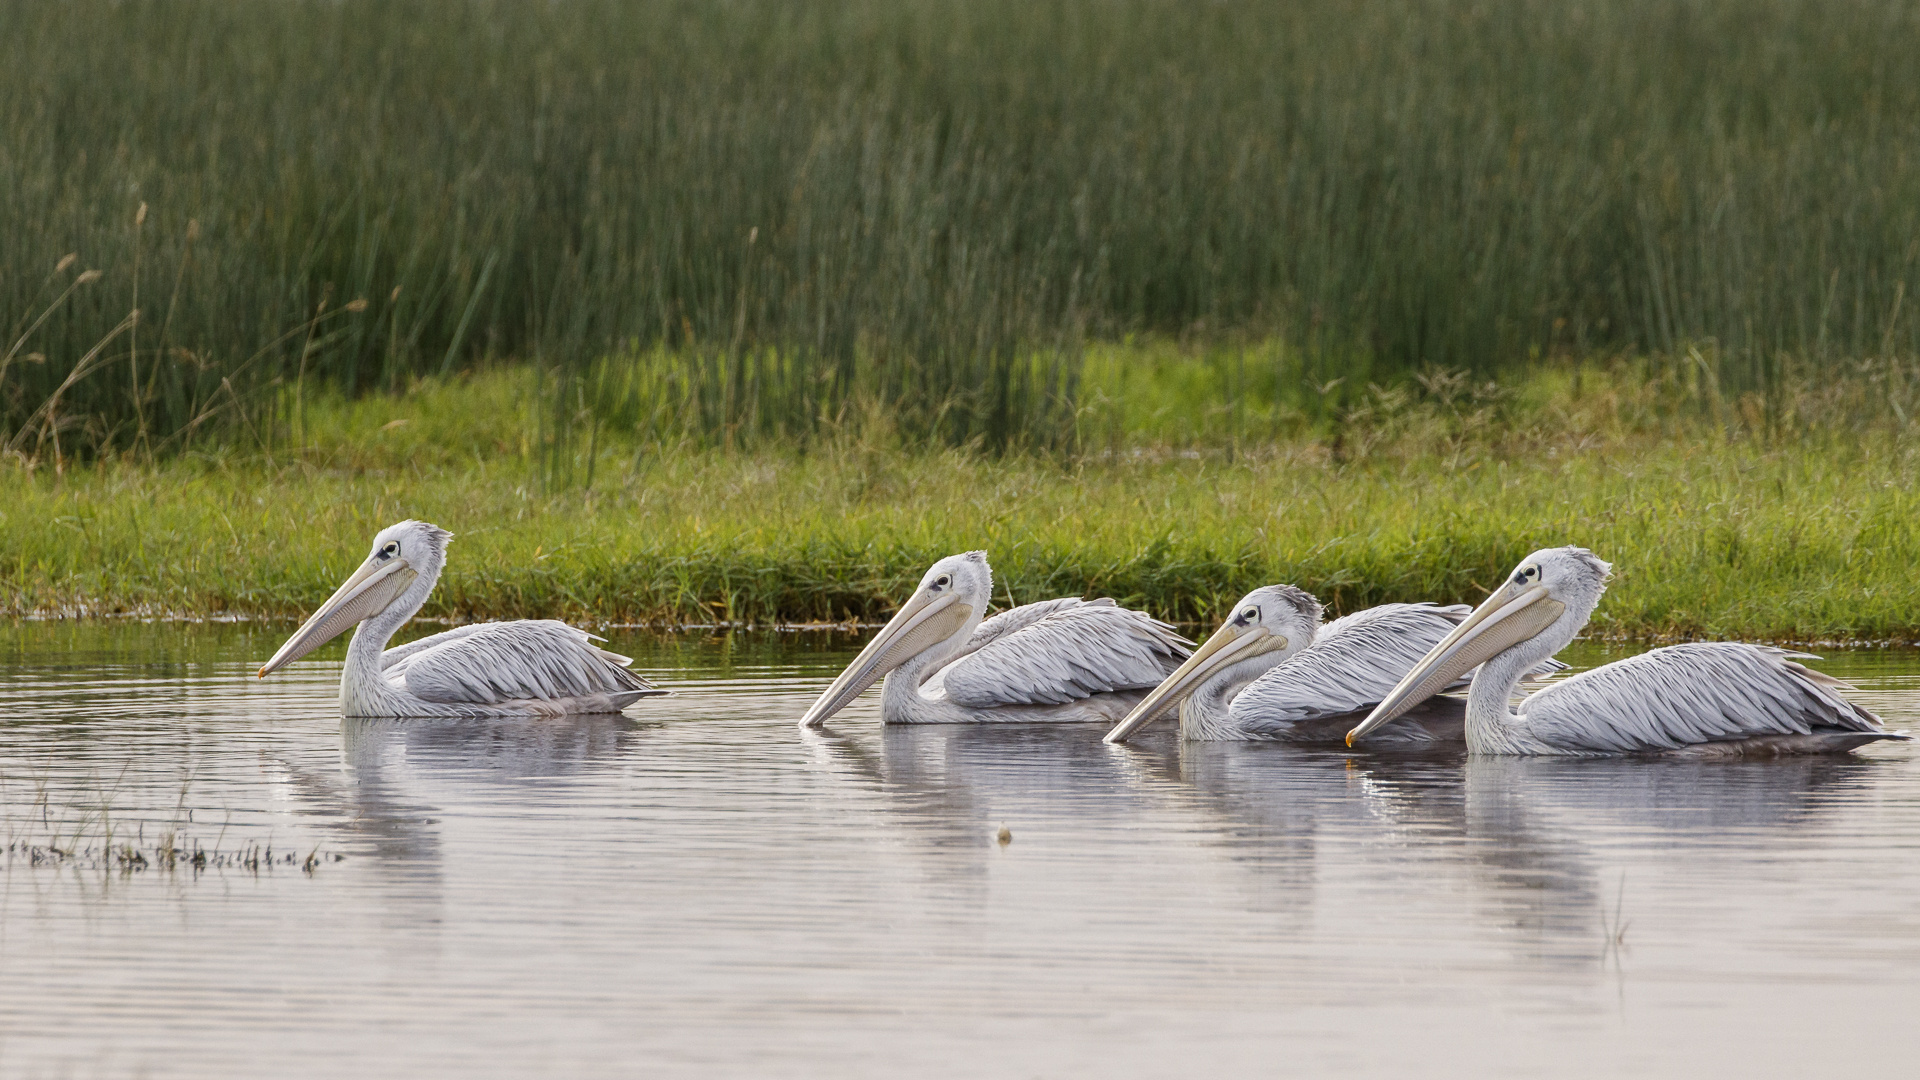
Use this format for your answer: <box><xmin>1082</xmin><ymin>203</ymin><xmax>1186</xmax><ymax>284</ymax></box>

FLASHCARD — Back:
<box><xmin>5</xmin><ymin>0</ymin><xmax>1920</xmax><ymax>456</ymax></box>
<box><xmin>6</xmin><ymin>363</ymin><xmax>1920</xmax><ymax>641</ymax></box>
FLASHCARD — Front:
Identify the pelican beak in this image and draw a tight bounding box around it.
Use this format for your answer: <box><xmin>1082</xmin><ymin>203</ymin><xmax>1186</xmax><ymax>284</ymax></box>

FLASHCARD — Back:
<box><xmin>797</xmin><ymin>591</ymin><xmax>974</xmax><ymax>728</ymax></box>
<box><xmin>1345</xmin><ymin>583</ymin><xmax>1564</xmax><ymax>745</ymax></box>
<box><xmin>1104</xmin><ymin>623</ymin><xmax>1288</xmax><ymax>743</ymax></box>
<box><xmin>258</xmin><ymin>556</ymin><xmax>418</xmax><ymax>678</ymax></box>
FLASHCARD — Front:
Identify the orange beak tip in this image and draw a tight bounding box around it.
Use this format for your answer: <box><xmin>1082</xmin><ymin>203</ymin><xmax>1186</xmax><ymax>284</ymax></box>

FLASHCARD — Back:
<box><xmin>1344</xmin><ymin>731</ymin><xmax>1356</xmax><ymax>747</ymax></box>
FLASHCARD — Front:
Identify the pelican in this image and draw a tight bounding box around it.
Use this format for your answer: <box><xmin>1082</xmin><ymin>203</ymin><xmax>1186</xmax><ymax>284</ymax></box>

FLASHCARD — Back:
<box><xmin>797</xmin><ymin>551</ymin><xmax>1192</xmax><ymax>727</ymax></box>
<box><xmin>1103</xmin><ymin>586</ymin><xmax>1564</xmax><ymax>745</ymax></box>
<box><xmin>1346</xmin><ymin>547</ymin><xmax>1908</xmax><ymax>756</ymax></box>
<box><xmin>258</xmin><ymin>520</ymin><xmax>663</xmax><ymax>718</ymax></box>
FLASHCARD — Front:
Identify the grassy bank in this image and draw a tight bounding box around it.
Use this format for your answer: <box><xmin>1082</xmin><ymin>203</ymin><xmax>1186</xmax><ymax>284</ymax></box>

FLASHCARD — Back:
<box><xmin>5</xmin><ymin>366</ymin><xmax>1919</xmax><ymax>641</ymax></box>
<box><xmin>7</xmin><ymin>0</ymin><xmax>1920</xmax><ymax>455</ymax></box>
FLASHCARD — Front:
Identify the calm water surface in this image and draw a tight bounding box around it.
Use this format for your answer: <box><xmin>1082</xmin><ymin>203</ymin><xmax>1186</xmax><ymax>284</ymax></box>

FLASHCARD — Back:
<box><xmin>2</xmin><ymin>623</ymin><xmax>1918</xmax><ymax>1078</ymax></box>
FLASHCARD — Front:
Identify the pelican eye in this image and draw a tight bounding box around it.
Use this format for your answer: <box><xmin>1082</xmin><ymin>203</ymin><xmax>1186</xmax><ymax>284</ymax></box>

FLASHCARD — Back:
<box><xmin>935</xmin><ymin>574</ymin><xmax>952</xmax><ymax>589</ymax></box>
<box><xmin>379</xmin><ymin>542</ymin><xmax>400</xmax><ymax>560</ymax></box>
<box><xmin>1241</xmin><ymin>607</ymin><xmax>1259</xmax><ymax>622</ymax></box>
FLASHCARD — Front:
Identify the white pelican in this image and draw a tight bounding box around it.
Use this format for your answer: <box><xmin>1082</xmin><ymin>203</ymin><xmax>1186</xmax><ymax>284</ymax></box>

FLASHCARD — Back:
<box><xmin>258</xmin><ymin>520</ymin><xmax>663</xmax><ymax>718</ymax></box>
<box><xmin>1345</xmin><ymin>547</ymin><xmax>1908</xmax><ymax>756</ymax></box>
<box><xmin>1102</xmin><ymin>585</ymin><xmax>1564</xmax><ymax>745</ymax></box>
<box><xmin>797</xmin><ymin>551</ymin><xmax>1193</xmax><ymax>727</ymax></box>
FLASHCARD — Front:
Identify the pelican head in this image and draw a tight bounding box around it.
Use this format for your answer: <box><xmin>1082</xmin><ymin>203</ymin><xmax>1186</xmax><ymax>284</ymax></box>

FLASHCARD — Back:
<box><xmin>1103</xmin><ymin>584</ymin><xmax>1321</xmax><ymax>743</ymax></box>
<box><xmin>258</xmin><ymin>520</ymin><xmax>452</xmax><ymax>678</ymax></box>
<box><xmin>797</xmin><ymin>552</ymin><xmax>991</xmax><ymax>728</ymax></box>
<box><xmin>1346</xmin><ymin>546</ymin><xmax>1609</xmax><ymax>744</ymax></box>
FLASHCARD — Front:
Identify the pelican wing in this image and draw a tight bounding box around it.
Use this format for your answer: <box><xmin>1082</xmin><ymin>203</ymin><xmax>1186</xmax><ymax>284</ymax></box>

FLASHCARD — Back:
<box><xmin>1519</xmin><ymin>642</ymin><xmax>1890</xmax><ymax>753</ymax></box>
<box><xmin>962</xmin><ymin>597</ymin><xmax>1094</xmax><ymax>654</ymax></box>
<box><xmin>938</xmin><ymin>601</ymin><xmax>1192</xmax><ymax>708</ymax></box>
<box><xmin>379</xmin><ymin>624</ymin><xmax>491</xmax><ymax>669</ymax></box>
<box><xmin>1228</xmin><ymin>602</ymin><xmax>1565</xmax><ymax>735</ymax></box>
<box><xmin>1229</xmin><ymin>603</ymin><xmax>1471</xmax><ymax>730</ymax></box>
<box><xmin>385</xmin><ymin>620</ymin><xmax>657</xmax><ymax>706</ymax></box>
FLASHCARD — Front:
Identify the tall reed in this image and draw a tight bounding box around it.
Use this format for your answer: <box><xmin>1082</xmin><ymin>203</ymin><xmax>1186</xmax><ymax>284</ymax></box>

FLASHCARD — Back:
<box><xmin>3</xmin><ymin>0</ymin><xmax>1918</xmax><ymax>457</ymax></box>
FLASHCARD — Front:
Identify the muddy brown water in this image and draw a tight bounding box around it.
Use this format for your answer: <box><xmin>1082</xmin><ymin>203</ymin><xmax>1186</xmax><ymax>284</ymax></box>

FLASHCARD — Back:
<box><xmin>2</xmin><ymin>622</ymin><xmax>1918</xmax><ymax>1077</ymax></box>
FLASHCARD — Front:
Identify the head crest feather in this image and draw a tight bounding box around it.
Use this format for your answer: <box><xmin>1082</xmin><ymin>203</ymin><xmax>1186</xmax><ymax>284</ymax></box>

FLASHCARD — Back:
<box><xmin>1269</xmin><ymin>584</ymin><xmax>1325</xmax><ymax>624</ymax></box>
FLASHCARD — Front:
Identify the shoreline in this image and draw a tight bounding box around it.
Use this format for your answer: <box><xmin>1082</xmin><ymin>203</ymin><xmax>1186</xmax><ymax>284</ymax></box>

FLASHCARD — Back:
<box><xmin>8</xmin><ymin>375</ymin><xmax>1920</xmax><ymax>642</ymax></box>
<box><xmin>12</xmin><ymin>602</ymin><xmax>1920</xmax><ymax>651</ymax></box>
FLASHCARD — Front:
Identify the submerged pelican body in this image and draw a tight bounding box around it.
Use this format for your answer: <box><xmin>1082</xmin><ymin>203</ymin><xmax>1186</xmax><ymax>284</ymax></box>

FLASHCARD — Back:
<box><xmin>1103</xmin><ymin>586</ymin><xmax>1561</xmax><ymax>745</ymax></box>
<box><xmin>259</xmin><ymin>520</ymin><xmax>662</xmax><ymax>718</ymax></box>
<box><xmin>1346</xmin><ymin>547</ymin><xmax>1908</xmax><ymax>757</ymax></box>
<box><xmin>798</xmin><ymin>552</ymin><xmax>1192</xmax><ymax>727</ymax></box>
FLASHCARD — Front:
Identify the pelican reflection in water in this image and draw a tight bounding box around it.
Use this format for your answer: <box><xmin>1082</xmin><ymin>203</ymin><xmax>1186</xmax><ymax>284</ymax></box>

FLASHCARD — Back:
<box><xmin>798</xmin><ymin>551</ymin><xmax>1192</xmax><ymax>727</ymax></box>
<box><xmin>1103</xmin><ymin>585</ymin><xmax>1562</xmax><ymax>745</ymax></box>
<box><xmin>1347</xmin><ymin>546</ymin><xmax>1908</xmax><ymax>756</ymax></box>
<box><xmin>258</xmin><ymin>520</ymin><xmax>663</xmax><ymax>717</ymax></box>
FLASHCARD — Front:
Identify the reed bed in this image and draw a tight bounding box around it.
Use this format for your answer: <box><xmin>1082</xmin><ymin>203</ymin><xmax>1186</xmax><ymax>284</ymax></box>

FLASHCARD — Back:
<box><xmin>4</xmin><ymin>0</ymin><xmax>1919</xmax><ymax>458</ymax></box>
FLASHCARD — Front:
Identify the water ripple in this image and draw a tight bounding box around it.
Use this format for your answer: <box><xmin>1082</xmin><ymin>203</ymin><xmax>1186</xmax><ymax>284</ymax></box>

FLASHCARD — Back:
<box><xmin>0</xmin><ymin>627</ymin><xmax>1915</xmax><ymax>1078</ymax></box>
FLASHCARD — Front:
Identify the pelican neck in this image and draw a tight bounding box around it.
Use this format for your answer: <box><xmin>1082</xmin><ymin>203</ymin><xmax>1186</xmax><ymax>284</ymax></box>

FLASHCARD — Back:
<box><xmin>1179</xmin><ymin>665</ymin><xmax>1250</xmax><ymax>740</ymax></box>
<box><xmin>339</xmin><ymin>559</ymin><xmax>439</xmax><ymax>715</ymax></box>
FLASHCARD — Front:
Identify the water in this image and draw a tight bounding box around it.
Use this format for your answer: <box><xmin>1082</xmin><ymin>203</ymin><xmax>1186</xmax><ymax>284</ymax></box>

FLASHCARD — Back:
<box><xmin>2</xmin><ymin>623</ymin><xmax>1918</xmax><ymax>1078</ymax></box>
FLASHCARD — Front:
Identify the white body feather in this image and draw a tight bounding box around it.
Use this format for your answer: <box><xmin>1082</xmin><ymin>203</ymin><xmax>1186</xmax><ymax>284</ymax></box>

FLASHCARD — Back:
<box><xmin>886</xmin><ymin>597</ymin><xmax>1192</xmax><ymax>723</ymax></box>
<box><xmin>1375</xmin><ymin>546</ymin><xmax>1908</xmax><ymax>757</ymax></box>
<box><xmin>353</xmin><ymin>620</ymin><xmax>658</xmax><ymax>718</ymax></box>
<box><xmin>1475</xmin><ymin>642</ymin><xmax>1892</xmax><ymax>756</ymax></box>
<box><xmin>1203</xmin><ymin>604</ymin><xmax>1472</xmax><ymax>740</ymax></box>
<box><xmin>1177</xmin><ymin>602</ymin><xmax>1563</xmax><ymax>743</ymax></box>
<box><xmin>272</xmin><ymin>521</ymin><xmax>663</xmax><ymax>718</ymax></box>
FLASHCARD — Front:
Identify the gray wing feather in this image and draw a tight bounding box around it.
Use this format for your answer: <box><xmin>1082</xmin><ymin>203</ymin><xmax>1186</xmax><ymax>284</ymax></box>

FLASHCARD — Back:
<box><xmin>380</xmin><ymin>624</ymin><xmax>491</xmax><ymax>669</ymax></box>
<box><xmin>1228</xmin><ymin>602</ymin><xmax>1564</xmax><ymax>736</ymax></box>
<box><xmin>955</xmin><ymin>597</ymin><xmax>1106</xmax><ymax>658</ymax></box>
<box><xmin>387</xmin><ymin>620</ymin><xmax>655</xmax><ymax>706</ymax></box>
<box><xmin>939</xmin><ymin>601</ymin><xmax>1192</xmax><ymax>708</ymax></box>
<box><xmin>1230</xmin><ymin>603</ymin><xmax>1470</xmax><ymax>730</ymax></box>
<box><xmin>1522</xmin><ymin>642</ymin><xmax>1889</xmax><ymax>753</ymax></box>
